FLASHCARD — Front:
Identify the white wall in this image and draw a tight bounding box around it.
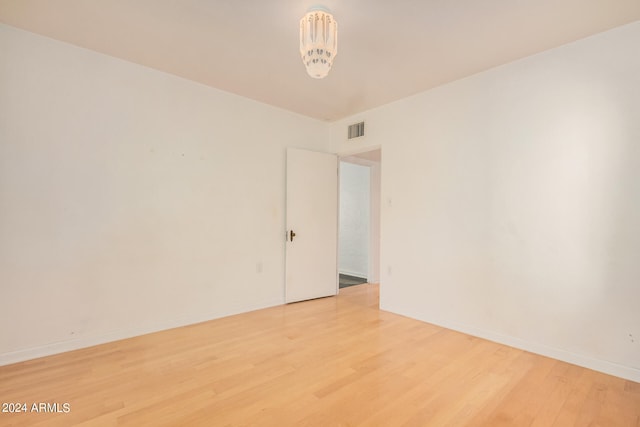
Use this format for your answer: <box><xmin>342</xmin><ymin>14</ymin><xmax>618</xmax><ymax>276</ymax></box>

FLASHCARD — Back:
<box><xmin>339</xmin><ymin>162</ymin><xmax>370</xmax><ymax>278</ymax></box>
<box><xmin>0</xmin><ymin>24</ymin><xmax>329</xmax><ymax>364</ymax></box>
<box><xmin>331</xmin><ymin>22</ymin><xmax>640</xmax><ymax>381</ymax></box>
<box><xmin>369</xmin><ymin>162</ymin><xmax>381</xmax><ymax>283</ymax></box>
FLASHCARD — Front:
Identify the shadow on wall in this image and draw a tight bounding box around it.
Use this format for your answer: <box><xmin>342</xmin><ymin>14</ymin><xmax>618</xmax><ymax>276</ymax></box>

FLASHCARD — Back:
<box><xmin>595</xmin><ymin>119</ymin><xmax>640</xmax><ymax>369</ymax></box>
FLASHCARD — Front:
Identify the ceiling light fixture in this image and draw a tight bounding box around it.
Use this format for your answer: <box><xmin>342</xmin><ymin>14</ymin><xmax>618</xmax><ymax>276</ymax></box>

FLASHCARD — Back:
<box><xmin>299</xmin><ymin>7</ymin><xmax>338</xmax><ymax>79</ymax></box>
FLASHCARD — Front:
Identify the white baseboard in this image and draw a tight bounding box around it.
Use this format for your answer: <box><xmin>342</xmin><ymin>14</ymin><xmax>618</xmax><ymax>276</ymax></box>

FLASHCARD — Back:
<box><xmin>380</xmin><ymin>302</ymin><xmax>640</xmax><ymax>383</ymax></box>
<box><xmin>0</xmin><ymin>297</ymin><xmax>283</xmax><ymax>367</ymax></box>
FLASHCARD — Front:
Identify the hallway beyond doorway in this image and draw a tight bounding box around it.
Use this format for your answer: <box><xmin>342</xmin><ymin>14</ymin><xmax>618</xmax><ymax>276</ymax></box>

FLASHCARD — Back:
<box><xmin>339</xmin><ymin>274</ymin><xmax>367</xmax><ymax>289</ymax></box>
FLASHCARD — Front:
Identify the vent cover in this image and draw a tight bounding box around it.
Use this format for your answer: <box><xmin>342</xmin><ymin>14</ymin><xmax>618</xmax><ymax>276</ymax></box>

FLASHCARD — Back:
<box><xmin>347</xmin><ymin>121</ymin><xmax>365</xmax><ymax>139</ymax></box>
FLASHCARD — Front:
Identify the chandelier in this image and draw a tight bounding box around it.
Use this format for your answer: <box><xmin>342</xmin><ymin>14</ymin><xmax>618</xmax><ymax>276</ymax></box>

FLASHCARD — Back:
<box><xmin>299</xmin><ymin>7</ymin><xmax>338</xmax><ymax>79</ymax></box>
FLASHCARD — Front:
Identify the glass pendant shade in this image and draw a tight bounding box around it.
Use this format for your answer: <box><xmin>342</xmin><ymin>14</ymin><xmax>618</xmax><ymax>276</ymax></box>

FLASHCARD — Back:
<box><xmin>299</xmin><ymin>8</ymin><xmax>338</xmax><ymax>79</ymax></box>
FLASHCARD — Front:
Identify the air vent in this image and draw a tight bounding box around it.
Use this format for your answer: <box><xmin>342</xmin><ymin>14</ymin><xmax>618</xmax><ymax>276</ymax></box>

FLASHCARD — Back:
<box><xmin>347</xmin><ymin>121</ymin><xmax>365</xmax><ymax>139</ymax></box>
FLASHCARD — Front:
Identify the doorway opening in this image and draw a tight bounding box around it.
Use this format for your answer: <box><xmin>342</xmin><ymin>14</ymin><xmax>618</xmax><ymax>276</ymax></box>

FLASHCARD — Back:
<box><xmin>338</xmin><ymin>149</ymin><xmax>381</xmax><ymax>291</ymax></box>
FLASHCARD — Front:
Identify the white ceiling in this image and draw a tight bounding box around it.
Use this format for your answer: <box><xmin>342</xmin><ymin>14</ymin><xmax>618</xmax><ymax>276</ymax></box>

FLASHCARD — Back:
<box><xmin>1</xmin><ymin>1</ymin><xmax>639</xmax><ymax>121</ymax></box>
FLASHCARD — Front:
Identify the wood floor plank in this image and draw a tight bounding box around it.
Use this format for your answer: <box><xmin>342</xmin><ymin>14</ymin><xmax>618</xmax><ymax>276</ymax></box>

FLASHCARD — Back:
<box><xmin>0</xmin><ymin>283</ymin><xmax>638</xmax><ymax>426</ymax></box>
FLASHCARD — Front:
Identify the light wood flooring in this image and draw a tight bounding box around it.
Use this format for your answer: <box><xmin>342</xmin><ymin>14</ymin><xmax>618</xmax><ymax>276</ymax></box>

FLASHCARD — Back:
<box><xmin>1</xmin><ymin>284</ymin><xmax>639</xmax><ymax>426</ymax></box>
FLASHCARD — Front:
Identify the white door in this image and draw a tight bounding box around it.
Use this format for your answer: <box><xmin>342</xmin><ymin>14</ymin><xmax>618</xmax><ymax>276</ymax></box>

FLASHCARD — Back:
<box><xmin>285</xmin><ymin>148</ymin><xmax>338</xmax><ymax>303</ymax></box>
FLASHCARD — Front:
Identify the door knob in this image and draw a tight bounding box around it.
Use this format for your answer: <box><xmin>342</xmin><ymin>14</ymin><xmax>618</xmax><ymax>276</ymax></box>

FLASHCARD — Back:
<box><xmin>290</xmin><ymin>230</ymin><xmax>296</xmax><ymax>241</ymax></box>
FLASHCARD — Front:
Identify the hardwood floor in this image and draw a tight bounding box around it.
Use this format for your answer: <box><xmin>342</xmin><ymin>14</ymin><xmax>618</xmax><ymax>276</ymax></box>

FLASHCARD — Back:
<box><xmin>1</xmin><ymin>283</ymin><xmax>638</xmax><ymax>426</ymax></box>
